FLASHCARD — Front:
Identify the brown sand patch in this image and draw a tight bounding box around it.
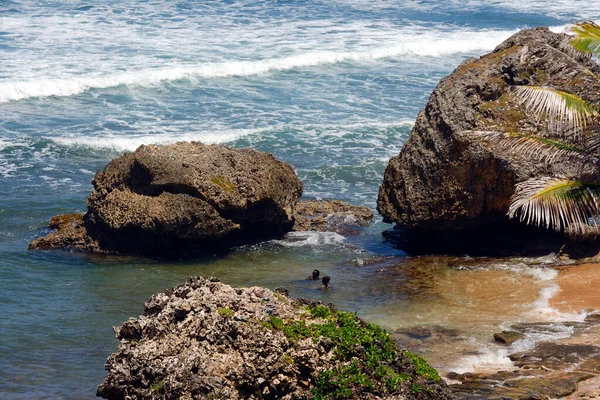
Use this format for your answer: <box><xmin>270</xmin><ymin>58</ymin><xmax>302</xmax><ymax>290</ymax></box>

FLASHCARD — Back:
<box><xmin>550</xmin><ymin>263</ymin><xmax>600</xmax><ymax>313</ymax></box>
<box><xmin>562</xmin><ymin>375</ymin><xmax>600</xmax><ymax>399</ymax></box>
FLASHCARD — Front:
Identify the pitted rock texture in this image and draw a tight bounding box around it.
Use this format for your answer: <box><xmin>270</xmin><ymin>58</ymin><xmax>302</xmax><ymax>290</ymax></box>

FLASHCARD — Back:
<box><xmin>28</xmin><ymin>213</ymin><xmax>105</xmax><ymax>253</ymax></box>
<box><xmin>377</xmin><ymin>28</ymin><xmax>600</xmax><ymax>236</ymax></box>
<box><xmin>30</xmin><ymin>142</ymin><xmax>303</xmax><ymax>257</ymax></box>
<box><xmin>293</xmin><ymin>200</ymin><xmax>373</xmax><ymax>234</ymax></box>
<box><xmin>97</xmin><ymin>277</ymin><xmax>454</xmax><ymax>400</ymax></box>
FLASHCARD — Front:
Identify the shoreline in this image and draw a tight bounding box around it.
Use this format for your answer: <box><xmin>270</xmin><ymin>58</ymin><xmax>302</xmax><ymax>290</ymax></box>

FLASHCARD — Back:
<box><xmin>550</xmin><ymin>262</ymin><xmax>600</xmax><ymax>314</ymax></box>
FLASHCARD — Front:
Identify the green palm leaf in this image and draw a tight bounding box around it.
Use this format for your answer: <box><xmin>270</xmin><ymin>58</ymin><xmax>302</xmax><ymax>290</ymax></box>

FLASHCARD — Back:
<box><xmin>512</xmin><ymin>86</ymin><xmax>599</xmax><ymax>132</ymax></box>
<box><xmin>473</xmin><ymin>131</ymin><xmax>593</xmax><ymax>163</ymax></box>
<box><xmin>570</xmin><ymin>21</ymin><xmax>600</xmax><ymax>57</ymax></box>
<box><xmin>508</xmin><ymin>177</ymin><xmax>600</xmax><ymax>234</ymax></box>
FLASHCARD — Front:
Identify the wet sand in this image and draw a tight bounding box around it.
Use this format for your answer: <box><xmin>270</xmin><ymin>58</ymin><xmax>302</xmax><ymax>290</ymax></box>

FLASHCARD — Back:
<box><xmin>550</xmin><ymin>263</ymin><xmax>600</xmax><ymax>313</ymax></box>
<box><xmin>549</xmin><ymin>263</ymin><xmax>600</xmax><ymax>400</ymax></box>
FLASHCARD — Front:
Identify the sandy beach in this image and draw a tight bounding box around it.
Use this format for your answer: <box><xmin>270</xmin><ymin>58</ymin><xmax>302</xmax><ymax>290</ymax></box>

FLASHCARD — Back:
<box><xmin>550</xmin><ymin>263</ymin><xmax>600</xmax><ymax>313</ymax></box>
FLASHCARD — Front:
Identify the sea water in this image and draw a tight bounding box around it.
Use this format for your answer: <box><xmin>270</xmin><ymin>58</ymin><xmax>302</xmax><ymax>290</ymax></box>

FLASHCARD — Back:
<box><xmin>1</xmin><ymin>1</ymin><xmax>599</xmax><ymax>398</ymax></box>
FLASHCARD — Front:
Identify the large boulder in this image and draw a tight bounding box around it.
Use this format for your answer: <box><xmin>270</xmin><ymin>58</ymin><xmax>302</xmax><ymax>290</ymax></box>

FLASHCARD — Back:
<box><xmin>97</xmin><ymin>277</ymin><xmax>454</xmax><ymax>400</ymax></box>
<box><xmin>30</xmin><ymin>142</ymin><xmax>303</xmax><ymax>256</ymax></box>
<box><xmin>377</xmin><ymin>28</ymin><xmax>600</xmax><ymax>253</ymax></box>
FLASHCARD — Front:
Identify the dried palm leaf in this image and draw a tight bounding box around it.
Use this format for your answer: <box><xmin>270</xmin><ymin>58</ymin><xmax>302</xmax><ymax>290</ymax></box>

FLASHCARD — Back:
<box><xmin>472</xmin><ymin>131</ymin><xmax>592</xmax><ymax>164</ymax></box>
<box><xmin>508</xmin><ymin>177</ymin><xmax>600</xmax><ymax>234</ymax></box>
<box><xmin>583</xmin><ymin>124</ymin><xmax>600</xmax><ymax>154</ymax></box>
<box><xmin>512</xmin><ymin>86</ymin><xmax>599</xmax><ymax>133</ymax></box>
<box><xmin>569</xmin><ymin>21</ymin><xmax>600</xmax><ymax>57</ymax></box>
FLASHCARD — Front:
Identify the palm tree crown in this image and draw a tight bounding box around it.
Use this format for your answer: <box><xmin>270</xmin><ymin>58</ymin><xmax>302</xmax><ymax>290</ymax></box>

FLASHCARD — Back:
<box><xmin>485</xmin><ymin>21</ymin><xmax>600</xmax><ymax>235</ymax></box>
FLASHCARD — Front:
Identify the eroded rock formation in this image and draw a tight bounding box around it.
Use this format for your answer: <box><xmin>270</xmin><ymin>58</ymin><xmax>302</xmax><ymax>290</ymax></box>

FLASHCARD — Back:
<box><xmin>377</xmin><ymin>27</ymin><xmax>600</xmax><ymax>254</ymax></box>
<box><xmin>30</xmin><ymin>142</ymin><xmax>303</xmax><ymax>257</ymax></box>
<box><xmin>97</xmin><ymin>277</ymin><xmax>454</xmax><ymax>400</ymax></box>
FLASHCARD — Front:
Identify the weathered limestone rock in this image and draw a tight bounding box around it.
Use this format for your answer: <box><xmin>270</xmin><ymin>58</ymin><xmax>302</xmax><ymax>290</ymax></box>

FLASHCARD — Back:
<box><xmin>377</xmin><ymin>27</ymin><xmax>600</xmax><ymax>253</ymax></box>
<box><xmin>28</xmin><ymin>213</ymin><xmax>104</xmax><ymax>253</ymax></box>
<box><xmin>493</xmin><ymin>330</ymin><xmax>524</xmax><ymax>346</ymax></box>
<box><xmin>30</xmin><ymin>142</ymin><xmax>303</xmax><ymax>257</ymax></box>
<box><xmin>97</xmin><ymin>277</ymin><xmax>454</xmax><ymax>400</ymax></box>
<box><xmin>293</xmin><ymin>199</ymin><xmax>373</xmax><ymax>234</ymax></box>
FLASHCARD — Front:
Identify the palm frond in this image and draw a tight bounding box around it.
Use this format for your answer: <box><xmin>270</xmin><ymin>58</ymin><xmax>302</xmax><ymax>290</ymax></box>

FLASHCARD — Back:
<box><xmin>473</xmin><ymin>131</ymin><xmax>592</xmax><ymax>163</ymax></box>
<box><xmin>583</xmin><ymin>123</ymin><xmax>600</xmax><ymax>154</ymax></box>
<box><xmin>512</xmin><ymin>86</ymin><xmax>599</xmax><ymax>133</ymax></box>
<box><xmin>508</xmin><ymin>177</ymin><xmax>600</xmax><ymax>234</ymax></box>
<box><xmin>569</xmin><ymin>21</ymin><xmax>600</xmax><ymax>58</ymax></box>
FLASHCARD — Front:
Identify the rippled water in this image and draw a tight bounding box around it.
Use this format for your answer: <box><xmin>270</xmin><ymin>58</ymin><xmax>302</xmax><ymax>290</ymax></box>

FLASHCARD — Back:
<box><xmin>1</xmin><ymin>1</ymin><xmax>599</xmax><ymax>398</ymax></box>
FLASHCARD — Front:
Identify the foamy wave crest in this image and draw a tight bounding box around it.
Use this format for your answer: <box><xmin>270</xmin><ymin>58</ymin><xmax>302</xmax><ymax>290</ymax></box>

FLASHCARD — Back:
<box><xmin>48</xmin><ymin>129</ymin><xmax>258</xmax><ymax>152</ymax></box>
<box><xmin>528</xmin><ymin>283</ymin><xmax>589</xmax><ymax>323</ymax></box>
<box><xmin>0</xmin><ymin>28</ymin><xmax>518</xmax><ymax>103</ymax></box>
<box><xmin>46</xmin><ymin>120</ymin><xmax>413</xmax><ymax>152</ymax></box>
<box><xmin>451</xmin><ymin>345</ymin><xmax>513</xmax><ymax>374</ymax></box>
<box><xmin>277</xmin><ymin>231</ymin><xmax>346</xmax><ymax>247</ymax></box>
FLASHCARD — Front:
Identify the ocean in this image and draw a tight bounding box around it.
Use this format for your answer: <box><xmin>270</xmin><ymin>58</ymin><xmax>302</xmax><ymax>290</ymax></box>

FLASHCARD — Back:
<box><xmin>1</xmin><ymin>1</ymin><xmax>599</xmax><ymax>398</ymax></box>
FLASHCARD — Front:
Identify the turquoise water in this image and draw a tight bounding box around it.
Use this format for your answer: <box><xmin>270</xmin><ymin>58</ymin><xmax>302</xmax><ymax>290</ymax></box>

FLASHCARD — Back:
<box><xmin>1</xmin><ymin>1</ymin><xmax>599</xmax><ymax>398</ymax></box>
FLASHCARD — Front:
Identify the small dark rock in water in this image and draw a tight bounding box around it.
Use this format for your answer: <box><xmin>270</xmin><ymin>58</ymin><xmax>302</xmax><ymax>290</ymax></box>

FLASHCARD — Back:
<box><xmin>97</xmin><ymin>277</ymin><xmax>454</xmax><ymax>400</ymax></box>
<box><xmin>397</xmin><ymin>327</ymin><xmax>433</xmax><ymax>340</ymax></box>
<box><xmin>493</xmin><ymin>330</ymin><xmax>524</xmax><ymax>346</ymax></box>
<box><xmin>293</xmin><ymin>199</ymin><xmax>373</xmax><ymax>234</ymax></box>
<box><xmin>29</xmin><ymin>142</ymin><xmax>303</xmax><ymax>257</ymax></box>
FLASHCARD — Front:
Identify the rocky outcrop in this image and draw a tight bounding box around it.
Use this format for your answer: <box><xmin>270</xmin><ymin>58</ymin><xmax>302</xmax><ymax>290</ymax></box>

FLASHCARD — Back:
<box><xmin>97</xmin><ymin>277</ymin><xmax>454</xmax><ymax>400</ymax></box>
<box><xmin>293</xmin><ymin>200</ymin><xmax>373</xmax><ymax>234</ymax></box>
<box><xmin>377</xmin><ymin>28</ymin><xmax>600</xmax><ymax>250</ymax></box>
<box><xmin>450</xmin><ymin>315</ymin><xmax>600</xmax><ymax>399</ymax></box>
<box><xmin>29</xmin><ymin>142</ymin><xmax>303</xmax><ymax>257</ymax></box>
<box><xmin>28</xmin><ymin>213</ymin><xmax>105</xmax><ymax>253</ymax></box>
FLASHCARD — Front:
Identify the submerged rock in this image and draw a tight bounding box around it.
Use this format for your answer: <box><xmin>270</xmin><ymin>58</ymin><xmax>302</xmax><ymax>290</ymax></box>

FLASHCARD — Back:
<box><xmin>377</xmin><ymin>27</ymin><xmax>600</xmax><ymax>255</ymax></box>
<box><xmin>97</xmin><ymin>277</ymin><xmax>454</xmax><ymax>400</ymax></box>
<box><xmin>30</xmin><ymin>142</ymin><xmax>303</xmax><ymax>257</ymax></box>
<box><xmin>293</xmin><ymin>199</ymin><xmax>373</xmax><ymax>235</ymax></box>
<box><xmin>450</xmin><ymin>342</ymin><xmax>600</xmax><ymax>399</ymax></box>
<box><xmin>450</xmin><ymin>315</ymin><xmax>600</xmax><ymax>399</ymax></box>
<box><xmin>493</xmin><ymin>330</ymin><xmax>524</xmax><ymax>346</ymax></box>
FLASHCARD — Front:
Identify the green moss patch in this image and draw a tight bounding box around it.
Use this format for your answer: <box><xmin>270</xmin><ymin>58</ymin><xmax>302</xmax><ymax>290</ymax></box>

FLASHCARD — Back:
<box><xmin>404</xmin><ymin>350</ymin><xmax>440</xmax><ymax>382</ymax></box>
<box><xmin>210</xmin><ymin>176</ymin><xmax>237</xmax><ymax>192</ymax></box>
<box><xmin>217</xmin><ymin>307</ymin><xmax>234</xmax><ymax>318</ymax></box>
<box><xmin>265</xmin><ymin>304</ymin><xmax>442</xmax><ymax>399</ymax></box>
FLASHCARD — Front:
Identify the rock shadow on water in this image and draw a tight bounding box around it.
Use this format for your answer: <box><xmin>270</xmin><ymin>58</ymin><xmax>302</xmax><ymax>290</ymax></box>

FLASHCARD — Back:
<box><xmin>382</xmin><ymin>220</ymin><xmax>600</xmax><ymax>259</ymax></box>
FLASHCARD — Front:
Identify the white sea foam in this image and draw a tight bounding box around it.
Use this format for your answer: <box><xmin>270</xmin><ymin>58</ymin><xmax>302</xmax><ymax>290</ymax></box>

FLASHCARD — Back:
<box><xmin>451</xmin><ymin>345</ymin><xmax>514</xmax><ymax>374</ymax></box>
<box><xmin>337</xmin><ymin>0</ymin><xmax>600</xmax><ymax>21</ymax></box>
<box><xmin>0</xmin><ymin>27</ymin><xmax>519</xmax><ymax>103</ymax></box>
<box><xmin>277</xmin><ymin>231</ymin><xmax>346</xmax><ymax>247</ymax></box>
<box><xmin>528</xmin><ymin>283</ymin><xmax>589</xmax><ymax>323</ymax></box>
<box><xmin>45</xmin><ymin>120</ymin><xmax>413</xmax><ymax>152</ymax></box>
<box><xmin>451</xmin><ymin>320</ymin><xmax>577</xmax><ymax>374</ymax></box>
<box><xmin>48</xmin><ymin>130</ymin><xmax>258</xmax><ymax>152</ymax></box>
<box><xmin>524</xmin><ymin>266</ymin><xmax>558</xmax><ymax>281</ymax></box>
<box><xmin>452</xmin><ymin>264</ymin><xmax>587</xmax><ymax>375</ymax></box>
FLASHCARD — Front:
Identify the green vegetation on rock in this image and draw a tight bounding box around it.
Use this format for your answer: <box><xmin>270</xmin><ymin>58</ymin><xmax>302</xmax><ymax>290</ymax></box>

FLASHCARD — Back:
<box><xmin>217</xmin><ymin>307</ymin><xmax>234</xmax><ymax>318</ymax></box>
<box><xmin>404</xmin><ymin>350</ymin><xmax>441</xmax><ymax>382</ymax></box>
<box><xmin>266</xmin><ymin>304</ymin><xmax>441</xmax><ymax>399</ymax></box>
<box><xmin>210</xmin><ymin>175</ymin><xmax>237</xmax><ymax>192</ymax></box>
